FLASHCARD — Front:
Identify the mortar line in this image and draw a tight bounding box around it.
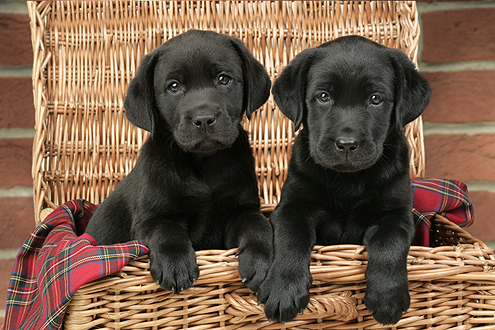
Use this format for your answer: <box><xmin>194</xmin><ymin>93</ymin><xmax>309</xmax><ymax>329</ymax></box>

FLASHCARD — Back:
<box><xmin>0</xmin><ymin>128</ymin><xmax>35</xmax><ymax>139</ymax></box>
<box><xmin>0</xmin><ymin>249</ymin><xmax>20</xmax><ymax>260</ymax></box>
<box><xmin>423</xmin><ymin>122</ymin><xmax>495</xmax><ymax>136</ymax></box>
<box><xmin>0</xmin><ymin>0</ymin><xmax>28</xmax><ymax>14</ymax></box>
<box><xmin>0</xmin><ymin>66</ymin><xmax>32</xmax><ymax>78</ymax></box>
<box><xmin>418</xmin><ymin>61</ymin><xmax>495</xmax><ymax>72</ymax></box>
<box><xmin>465</xmin><ymin>181</ymin><xmax>495</xmax><ymax>193</ymax></box>
<box><xmin>0</xmin><ymin>187</ymin><xmax>33</xmax><ymax>198</ymax></box>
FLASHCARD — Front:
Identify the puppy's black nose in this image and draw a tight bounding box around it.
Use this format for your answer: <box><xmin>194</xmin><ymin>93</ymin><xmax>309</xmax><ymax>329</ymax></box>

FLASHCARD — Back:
<box><xmin>335</xmin><ymin>138</ymin><xmax>359</xmax><ymax>152</ymax></box>
<box><xmin>192</xmin><ymin>114</ymin><xmax>216</xmax><ymax>128</ymax></box>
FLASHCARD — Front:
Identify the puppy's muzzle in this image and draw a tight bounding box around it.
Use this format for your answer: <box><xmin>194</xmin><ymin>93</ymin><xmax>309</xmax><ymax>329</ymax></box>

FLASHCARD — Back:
<box><xmin>174</xmin><ymin>106</ymin><xmax>238</xmax><ymax>154</ymax></box>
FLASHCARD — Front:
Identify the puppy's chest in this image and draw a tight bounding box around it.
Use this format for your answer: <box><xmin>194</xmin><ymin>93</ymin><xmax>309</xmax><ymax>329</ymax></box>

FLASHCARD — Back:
<box><xmin>316</xmin><ymin>209</ymin><xmax>368</xmax><ymax>245</ymax></box>
<box><xmin>321</xmin><ymin>182</ymin><xmax>377</xmax><ymax>211</ymax></box>
<box><xmin>173</xmin><ymin>178</ymin><xmax>229</xmax><ymax>216</ymax></box>
<box><xmin>175</xmin><ymin>165</ymin><xmax>238</xmax><ymax>204</ymax></box>
<box><xmin>315</xmin><ymin>187</ymin><xmax>381</xmax><ymax>245</ymax></box>
<box><xmin>171</xmin><ymin>174</ymin><xmax>240</xmax><ymax>246</ymax></box>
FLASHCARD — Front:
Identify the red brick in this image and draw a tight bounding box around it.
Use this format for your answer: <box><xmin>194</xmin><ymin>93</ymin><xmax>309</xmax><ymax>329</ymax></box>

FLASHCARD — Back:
<box><xmin>0</xmin><ymin>77</ymin><xmax>35</xmax><ymax>129</ymax></box>
<box><xmin>0</xmin><ymin>13</ymin><xmax>32</xmax><ymax>66</ymax></box>
<box><xmin>421</xmin><ymin>71</ymin><xmax>495</xmax><ymax>123</ymax></box>
<box><xmin>0</xmin><ymin>138</ymin><xmax>32</xmax><ymax>189</ymax></box>
<box><xmin>465</xmin><ymin>191</ymin><xmax>495</xmax><ymax>242</ymax></box>
<box><xmin>0</xmin><ymin>259</ymin><xmax>15</xmax><ymax>310</ymax></box>
<box><xmin>425</xmin><ymin>134</ymin><xmax>495</xmax><ymax>182</ymax></box>
<box><xmin>0</xmin><ymin>197</ymin><xmax>35</xmax><ymax>249</ymax></box>
<box><xmin>422</xmin><ymin>8</ymin><xmax>495</xmax><ymax>63</ymax></box>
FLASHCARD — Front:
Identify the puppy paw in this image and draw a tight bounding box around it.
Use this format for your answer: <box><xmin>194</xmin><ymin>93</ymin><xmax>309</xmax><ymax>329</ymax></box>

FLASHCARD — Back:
<box><xmin>236</xmin><ymin>242</ymin><xmax>272</xmax><ymax>293</ymax></box>
<box><xmin>364</xmin><ymin>280</ymin><xmax>410</xmax><ymax>325</ymax></box>
<box><xmin>149</xmin><ymin>246</ymin><xmax>199</xmax><ymax>294</ymax></box>
<box><xmin>257</xmin><ymin>266</ymin><xmax>312</xmax><ymax>323</ymax></box>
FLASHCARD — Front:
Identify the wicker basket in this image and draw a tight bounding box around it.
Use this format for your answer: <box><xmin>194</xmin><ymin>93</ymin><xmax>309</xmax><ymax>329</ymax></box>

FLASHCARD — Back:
<box><xmin>27</xmin><ymin>1</ymin><xmax>495</xmax><ymax>329</ymax></box>
<box><xmin>62</xmin><ymin>216</ymin><xmax>495</xmax><ymax>330</ymax></box>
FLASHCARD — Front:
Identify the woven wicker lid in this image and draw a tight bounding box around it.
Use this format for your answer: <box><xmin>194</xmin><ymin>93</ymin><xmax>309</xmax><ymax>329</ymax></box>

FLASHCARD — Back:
<box><xmin>29</xmin><ymin>1</ymin><xmax>424</xmax><ymax>223</ymax></box>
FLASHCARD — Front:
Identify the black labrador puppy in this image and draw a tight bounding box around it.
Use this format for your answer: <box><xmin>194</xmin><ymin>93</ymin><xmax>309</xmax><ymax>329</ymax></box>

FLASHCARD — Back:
<box><xmin>257</xmin><ymin>35</ymin><xmax>431</xmax><ymax>325</ymax></box>
<box><xmin>85</xmin><ymin>30</ymin><xmax>273</xmax><ymax>295</ymax></box>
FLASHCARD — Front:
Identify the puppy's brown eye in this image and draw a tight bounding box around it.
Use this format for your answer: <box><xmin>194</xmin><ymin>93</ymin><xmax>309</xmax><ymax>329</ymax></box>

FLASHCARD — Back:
<box><xmin>218</xmin><ymin>74</ymin><xmax>232</xmax><ymax>86</ymax></box>
<box><xmin>316</xmin><ymin>92</ymin><xmax>331</xmax><ymax>103</ymax></box>
<box><xmin>369</xmin><ymin>94</ymin><xmax>383</xmax><ymax>105</ymax></box>
<box><xmin>168</xmin><ymin>82</ymin><xmax>182</xmax><ymax>94</ymax></box>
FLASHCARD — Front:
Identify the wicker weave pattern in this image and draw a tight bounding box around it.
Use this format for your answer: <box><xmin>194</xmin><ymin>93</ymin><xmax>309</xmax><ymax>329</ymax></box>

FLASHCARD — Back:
<box><xmin>29</xmin><ymin>1</ymin><xmax>423</xmax><ymax>223</ymax></box>
<box><xmin>63</xmin><ymin>217</ymin><xmax>495</xmax><ymax>330</ymax></box>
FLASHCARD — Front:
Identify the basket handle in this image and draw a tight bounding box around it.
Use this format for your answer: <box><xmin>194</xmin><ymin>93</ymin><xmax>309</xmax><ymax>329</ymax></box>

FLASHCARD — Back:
<box><xmin>225</xmin><ymin>291</ymin><xmax>358</xmax><ymax>323</ymax></box>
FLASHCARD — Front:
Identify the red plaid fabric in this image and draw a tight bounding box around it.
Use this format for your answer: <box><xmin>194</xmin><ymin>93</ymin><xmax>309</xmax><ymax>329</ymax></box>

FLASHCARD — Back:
<box><xmin>412</xmin><ymin>178</ymin><xmax>474</xmax><ymax>246</ymax></box>
<box><xmin>2</xmin><ymin>179</ymin><xmax>473</xmax><ymax>329</ymax></box>
<box><xmin>2</xmin><ymin>200</ymin><xmax>148</xmax><ymax>330</ymax></box>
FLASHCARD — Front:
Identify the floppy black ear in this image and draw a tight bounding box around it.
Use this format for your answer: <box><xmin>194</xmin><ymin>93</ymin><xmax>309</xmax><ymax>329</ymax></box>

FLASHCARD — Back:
<box><xmin>390</xmin><ymin>49</ymin><xmax>432</xmax><ymax>129</ymax></box>
<box><xmin>124</xmin><ymin>51</ymin><xmax>160</xmax><ymax>135</ymax></box>
<box><xmin>230</xmin><ymin>38</ymin><xmax>271</xmax><ymax>120</ymax></box>
<box><xmin>271</xmin><ymin>48</ymin><xmax>315</xmax><ymax>131</ymax></box>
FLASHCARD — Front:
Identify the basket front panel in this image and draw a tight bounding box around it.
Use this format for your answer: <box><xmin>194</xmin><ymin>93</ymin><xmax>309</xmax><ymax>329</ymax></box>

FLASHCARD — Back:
<box><xmin>64</xmin><ymin>244</ymin><xmax>495</xmax><ymax>330</ymax></box>
<box><xmin>30</xmin><ymin>1</ymin><xmax>422</xmax><ymax>221</ymax></box>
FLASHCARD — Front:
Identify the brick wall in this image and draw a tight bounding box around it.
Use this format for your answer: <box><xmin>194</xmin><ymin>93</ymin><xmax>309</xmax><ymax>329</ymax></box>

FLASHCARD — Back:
<box><xmin>0</xmin><ymin>0</ymin><xmax>494</xmax><ymax>324</ymax></box>
<box><xmin>418</xmin><ymin>1</ymin><xmax>495</xmax><ymax>243</ymax></box>
<box><xmin>0</xmin><ymin>0</ymin><xmax>34</xmax><ymax>323</ymax></box>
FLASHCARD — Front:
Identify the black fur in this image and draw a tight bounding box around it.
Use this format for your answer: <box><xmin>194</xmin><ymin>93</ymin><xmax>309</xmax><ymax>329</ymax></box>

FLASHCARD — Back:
<box><xmin>257</xmin><ymin>36</ymin><xmax>431</xmax><ymax>325</ymax></box>
<box><xmin>85</xmin><ymin>30</ymin><xmax>273</xmax><ymax>294</ymax></box>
